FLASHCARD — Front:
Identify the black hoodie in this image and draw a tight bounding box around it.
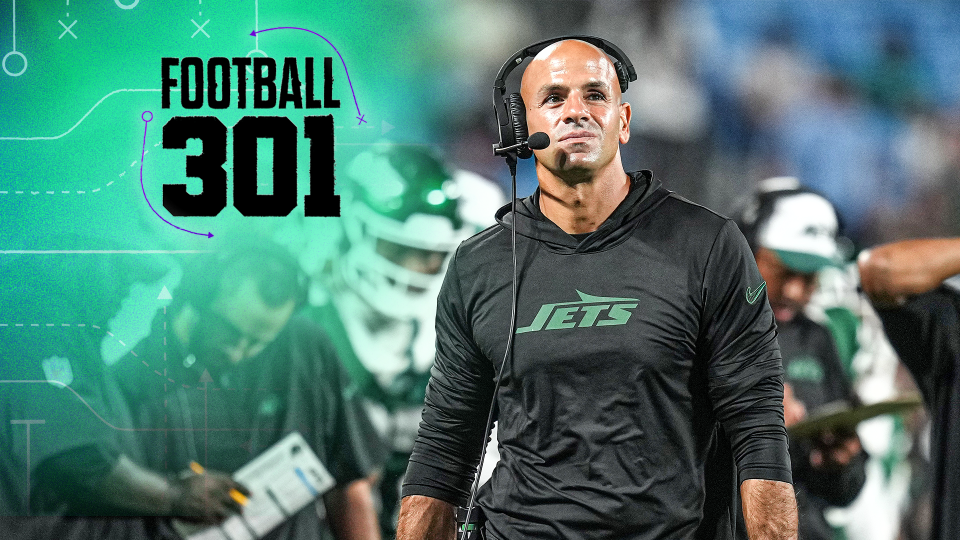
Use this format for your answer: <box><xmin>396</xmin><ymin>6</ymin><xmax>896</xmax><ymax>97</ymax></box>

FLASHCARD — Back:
<box><xmin>403</xmin><ymin>172</ymin><xmax>791</xmax><ymax>540</ymax></box>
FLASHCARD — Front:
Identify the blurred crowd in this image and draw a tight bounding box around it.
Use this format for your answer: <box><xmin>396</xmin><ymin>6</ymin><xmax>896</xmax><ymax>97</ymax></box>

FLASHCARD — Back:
<box><xmin>433</xmin><ymin>0</ymin><xmax>960</xmax><ymax>247</ymax></box>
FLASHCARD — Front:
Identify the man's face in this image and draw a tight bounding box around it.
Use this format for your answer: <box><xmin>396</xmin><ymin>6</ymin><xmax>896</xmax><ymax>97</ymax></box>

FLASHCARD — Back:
<box><xmin>755</xmin><ymin>247</ymin><xmax>818</xmax><ymax>324</ymax></box>
<box><xmin>519</xmin><ymin>40</ymin><xmax>630</xmax><ymax>179</ymax></box>
<box><xmin>376</xmin><ymin>239</ymin><xmax>446</xmax><ymax>275</ymax></box>
<box><xmin>375</xmin><ymin>238</ymin><xmax>447</xmax><ymax>294</ymax></box>
<box><xmin>191</xmin><ymin>277</ymin><xmax>296</xmax><ymax>365</ymax></box>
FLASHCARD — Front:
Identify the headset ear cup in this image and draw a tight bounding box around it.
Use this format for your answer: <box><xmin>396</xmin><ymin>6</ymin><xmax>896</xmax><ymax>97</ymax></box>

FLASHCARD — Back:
<box><xmin>614</xmin><ymin>61</ymin><xmax>630</xmax><ymax>92</ymax></box>
<box><xmin>507</xmin><ymin>93</ymin><xmax>533</xmax><ymax>159</ymax></box>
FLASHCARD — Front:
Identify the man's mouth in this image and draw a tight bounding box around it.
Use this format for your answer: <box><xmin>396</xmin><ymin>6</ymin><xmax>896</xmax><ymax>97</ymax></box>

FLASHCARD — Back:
<box><xmin>559</xmin><ymin>130</ymin><xmax>596</xmax><ymax>142</ymax></box>
<box><xmin>772</xmin><ymin>303</ymin><xmax>798</xmax><ymax>322</ymax></box>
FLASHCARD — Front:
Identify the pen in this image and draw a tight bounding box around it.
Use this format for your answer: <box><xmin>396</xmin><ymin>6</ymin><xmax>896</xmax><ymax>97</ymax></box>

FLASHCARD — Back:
<box><xmin>189</xmin><ymin>461</ymin><xmax>249</xmax><ymax>506</ymax></box>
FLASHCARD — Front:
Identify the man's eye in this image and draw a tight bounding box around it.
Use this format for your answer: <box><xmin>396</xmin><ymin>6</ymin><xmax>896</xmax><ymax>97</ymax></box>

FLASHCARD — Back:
<box><xmin>545</xmin><ymin>95</ymin><xmax>562</xmax><ymax>104</ymax></box>
<box><xmin>588</xmin><ymin>92</ymin><xmax>606</xmax><ymax>101</ymax></box>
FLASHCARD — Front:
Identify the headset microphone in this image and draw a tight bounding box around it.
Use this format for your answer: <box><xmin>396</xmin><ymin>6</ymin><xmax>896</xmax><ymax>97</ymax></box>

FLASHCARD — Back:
<box><xmin>493</xmin><ymin>131</ymin><xmax>550</xmax><ymax>156</ymax></box>
<box><xmin>526</xmin><ymin>132</ymin><xmax>551</xmax><ymax>150</ymax></box>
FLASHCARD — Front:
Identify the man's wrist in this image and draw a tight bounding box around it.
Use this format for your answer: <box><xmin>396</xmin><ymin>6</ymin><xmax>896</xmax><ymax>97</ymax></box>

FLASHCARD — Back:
<box><xmin>396</xmin><ymin>495</ymin><xmax>456</xmax><ymax>540</ymax></box>
<box><xmin>163</xmin><ymin>473</ymin><xmax>185</xmax><ymax>516</ymax></box>
<box><xmin>740</xmin><ymin>478</ymin><xmax>798</xmax><ymax>540</ymax></box>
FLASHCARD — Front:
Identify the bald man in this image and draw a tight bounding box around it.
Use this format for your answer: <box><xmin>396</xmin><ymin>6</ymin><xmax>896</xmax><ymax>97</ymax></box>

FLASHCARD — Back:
<box><xmin>396</xmin><ymin>39</ymin><xmax>797</xmax><ymax>540</ymax></box>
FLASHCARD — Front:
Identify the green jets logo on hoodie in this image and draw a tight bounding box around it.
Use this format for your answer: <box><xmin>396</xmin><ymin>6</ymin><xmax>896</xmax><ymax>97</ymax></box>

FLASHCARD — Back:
<box><xmin>516</xmin><ymin>290</ymin><xmax>640</xmax><ymax>334</ymax></box>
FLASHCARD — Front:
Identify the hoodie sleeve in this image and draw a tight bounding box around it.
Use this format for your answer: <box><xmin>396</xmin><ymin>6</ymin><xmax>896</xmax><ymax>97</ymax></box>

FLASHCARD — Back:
<box><xmin>402</xmin><ymin>250</ymin><xmax>497</xmax><ymax>506</ymax></box>
<box><xmin>700</xmin><ymin>220</ymin><xmax>792</xmax><ymax>485</ymax></box>
<box><xmin>875</xmin><ymin>287</ymin><xmax>960</xmax><ymax>403</ymax></box>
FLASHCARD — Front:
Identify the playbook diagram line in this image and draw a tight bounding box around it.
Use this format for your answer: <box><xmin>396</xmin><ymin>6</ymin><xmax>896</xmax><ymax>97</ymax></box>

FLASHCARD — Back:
<box><xmin>3</xmin><ymin>0</ymin><xmax>27</xmax><ymax>76</ymax></box>
<box><xmin>0</xmin><ymin>89</ymin><xmax>163</xmax><ymax>141</ymax></box>
<box><xmin>138</xmin><ymin>111</ymin><xmax>213</xmax><ymax>238</ymax></box>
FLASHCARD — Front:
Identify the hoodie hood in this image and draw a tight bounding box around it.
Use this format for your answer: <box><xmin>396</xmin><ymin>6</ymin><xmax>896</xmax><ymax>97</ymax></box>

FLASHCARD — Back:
<box><xmin>494</xmin><ymin>170</ymin><xmax>669</xmax><ymax>254</ymax></box>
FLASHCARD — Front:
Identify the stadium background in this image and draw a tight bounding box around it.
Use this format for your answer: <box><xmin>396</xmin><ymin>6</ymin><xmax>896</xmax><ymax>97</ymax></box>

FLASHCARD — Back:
<box><xmin>2</xmin><ymin>1</ymin><xmax>960</xmax><ymax>539</ymax></box>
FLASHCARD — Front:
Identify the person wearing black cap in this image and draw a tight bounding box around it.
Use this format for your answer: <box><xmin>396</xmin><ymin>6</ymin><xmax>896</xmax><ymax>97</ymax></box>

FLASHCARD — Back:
<box><xmin>733</xmin><ymin>177</ymin><xmax>867</xmax><ymax>540</ymax></box>
<box><xmin>858</xmin><ymin>237</ymin><xmax>960</xmax><ymax>540</ymax></box>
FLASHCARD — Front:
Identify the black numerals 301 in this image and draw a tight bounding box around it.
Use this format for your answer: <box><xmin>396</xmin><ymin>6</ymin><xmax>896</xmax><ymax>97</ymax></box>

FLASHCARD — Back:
<box><xmin>161</xmin><ymin>115</ymin><xmax>338</xmax><ymax>217</ymax></box>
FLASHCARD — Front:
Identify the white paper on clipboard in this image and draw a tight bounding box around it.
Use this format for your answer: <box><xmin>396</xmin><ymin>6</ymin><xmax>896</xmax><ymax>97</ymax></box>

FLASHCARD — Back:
<box><xmin>177</xmin><ymin>431</ymin><xmax>336</xmax><ymax>540</ymax></box>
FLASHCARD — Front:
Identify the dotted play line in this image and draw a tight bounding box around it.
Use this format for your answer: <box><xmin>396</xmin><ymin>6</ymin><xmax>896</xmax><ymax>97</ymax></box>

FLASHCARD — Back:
<box><xmin>1</xmin><ymin>323</ymin><xmax>130</xmax><ymax>350</ymax></box>
<box><xmin>5</xmin><ymin>306</ymin><xmax>257</xmax><ymax>466</ymax></box>
<box><xmin>0</xmin><ymin>116</ymin><xmax>376</xmax><ymax>196</ymax></box>
<box><xmin>1</xmin><ymin>307</ymin><xmax>251</xmax><ymax>392</ymax></box>
<box><xmin>0</xmin><ymin>323</ymin><xmax>95</xmax><ymax>328</ymax></box>
<box><xmin>133</xmin><ymin>308</ymin><xmax>250</xmax><ymax>391</ymax></box>
<box><xmin>0</xmin><ymin>157</ymin><xmax>140</xmax><ymax>196</ymax></box>
<box><xmin>1</xmin><ymin>318</ymin><xmax>177</xmax><ymax>386</ymax></box>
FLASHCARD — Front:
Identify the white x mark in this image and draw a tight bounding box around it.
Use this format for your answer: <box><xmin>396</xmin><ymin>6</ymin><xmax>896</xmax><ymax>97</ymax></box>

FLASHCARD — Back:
<box><xmin>191</xmin><ymin>19</ymin><xmax>210</xmax><ymax>38</ymax></box>
<box><xmin>58</xmin><ymin>19</ymin><xmax>77</xmax><ymax>40</ymax></box>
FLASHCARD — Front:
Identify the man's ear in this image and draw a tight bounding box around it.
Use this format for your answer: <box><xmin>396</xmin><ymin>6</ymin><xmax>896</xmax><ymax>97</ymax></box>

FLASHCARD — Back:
<box><xmin>619</xmin><ymin>101</ymin><xmax>631</xmax><ymax>145</ymax></box>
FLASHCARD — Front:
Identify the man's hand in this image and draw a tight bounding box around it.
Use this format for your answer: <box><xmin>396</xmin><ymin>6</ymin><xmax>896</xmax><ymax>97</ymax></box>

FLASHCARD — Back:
<box><xmin>396</xmin><ymin>495</ymin><xmax>456</xmax><ymax>540</ymax></box>
<box><xmin>325</xmin><ymin>474</ymin><xmax>381</xmax><ymax>540</ymax></box>
<box><xmin>740</xmin><ymin>479</ymin><xmax>798</xmax><ymax>540</ymax></box>
<box><xmin>782</xmin><ymin>383</ymin><xmax>806</xmax><ymax>428</ymax></box>
<box><xmin>858</xmin><ymin>238</ymin><xmax>960</xmax><ymax>307</ymax></box>
<box><xmin>809</xmin><ymin>428</ymin><xmax>862</xmax><ymax>469</ymax></box>
<box><xmin>169</xmin><ymin>470</ymin><xmax>250</xmax><ymax>524</ymax></box>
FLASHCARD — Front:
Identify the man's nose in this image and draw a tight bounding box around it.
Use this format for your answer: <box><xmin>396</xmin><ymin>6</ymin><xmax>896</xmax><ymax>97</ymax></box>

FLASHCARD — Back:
<box><xmin>405</xmin><ymin>252</ymin><xmax>445</xmax><ymax>274</ymax></box>
<box><xmin>782</xmin><ymin>274</ymin><xmax>813</xmax><ymax>304</ymax></box>
<box><xmin>562</xmin><ymin>92</ymin><xmax>590</xmax><ymax>123</ymax></box>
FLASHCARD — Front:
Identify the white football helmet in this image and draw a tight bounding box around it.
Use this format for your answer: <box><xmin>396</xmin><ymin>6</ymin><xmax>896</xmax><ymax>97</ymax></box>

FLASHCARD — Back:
<box><xmin>339</xmin><ymin>145</ymin><xmax>476</xmax><ymax>320</ymax></box>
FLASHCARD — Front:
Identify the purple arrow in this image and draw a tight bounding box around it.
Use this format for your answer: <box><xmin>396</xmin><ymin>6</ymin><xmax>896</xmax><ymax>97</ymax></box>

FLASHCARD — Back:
<box><xmin>139</xmin><ymin>111</ymin><xmax>214</xmax><ymax>239</ymax></box>
<box><xmin>250</xmin><ymin>26</ymin><xmax>368</xmax><ymax>125</ymax></box>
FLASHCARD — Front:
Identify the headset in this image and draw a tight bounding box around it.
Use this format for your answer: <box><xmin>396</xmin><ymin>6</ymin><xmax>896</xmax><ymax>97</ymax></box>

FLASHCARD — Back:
<box><xmin>492</xmin><ymin>35</ymin><xmax>637</xmax><ymax>162</ymax></box>
<box><xmin>731</xmin><ymin>179</ymin><xmax>845</xmax><ymax>254</ymax></box>
<box><xmin>458</xmin><ymin>36</ymin><xmax>637</xmax><ymax>540</ymax></box>
<box><xmin>169</xmin><ymin>241</ymin><xmax>309</xmax><ymax>472</ymax></box>
<box><xmin>175</xmin><ymin>240</ymin><xmax>310</xmax><ymax>314</ymax></box>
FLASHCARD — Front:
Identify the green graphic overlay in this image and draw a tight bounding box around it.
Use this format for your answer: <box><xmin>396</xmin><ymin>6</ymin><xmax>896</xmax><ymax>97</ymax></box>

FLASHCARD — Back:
<box><xmin>0</xmin><ymin>0</ymin><xmax>442</xmax><ymax>250</ymax></box>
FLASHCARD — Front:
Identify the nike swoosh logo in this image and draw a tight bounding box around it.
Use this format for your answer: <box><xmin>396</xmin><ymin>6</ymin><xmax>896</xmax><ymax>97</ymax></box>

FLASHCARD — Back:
<box><xmin>745</xmin><ymin>281</ymin><xmax>767</xmax><ymax>305</ymax></box>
